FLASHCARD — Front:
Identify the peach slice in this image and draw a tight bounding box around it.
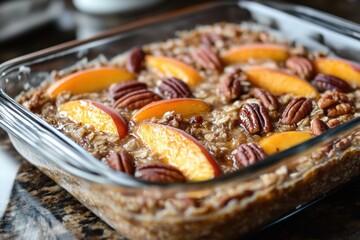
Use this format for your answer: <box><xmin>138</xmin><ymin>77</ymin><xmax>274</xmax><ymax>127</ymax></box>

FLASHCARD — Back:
<box><xmin>258</xmin><ymin>131</ymin><xmax>312</xmax><ymax>155</ymax></box>
<box><xmin>58</xmin><ymin>100</ymin><xmax>128</xmax><ymax>138</ymax></box>
<box><xmin>245</xmin><ymin>67</ymin><xmax>319</xmax><ymax>98</ymax></box>
<box><xmin>145</xmin><ymin>56</ymin><xmax>203</xmax><ymax>87</ymax></box>
<box><xmin>47</xmin><ymin>68</ymin><xmax>135</xmax><ymax>97</ymax></box>
<box><xmin>133</xmin><ymin>98</ymin><xmax>211</xmax><ymax>122</ymax></box>
<box><xmin>314</xmin><ymin>58</ymin><xmax>360</xmax><ymax>87</ymax></box>
<box><xmin>137</xmin><ymin>123</ymin><xmax>221</xmax><ymax>182</ymax></box>
<box><xmin>222</xmin><ymin>44</ymin><xmax>289</xmax><ymax>65</ymax></box>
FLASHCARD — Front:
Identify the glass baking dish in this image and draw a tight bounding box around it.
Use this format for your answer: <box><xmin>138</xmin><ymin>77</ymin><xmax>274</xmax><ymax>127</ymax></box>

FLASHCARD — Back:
<box><xmin>0</xmin><ymin>1</ymin><xmax>359</xmax><ymax>239</ymax></box>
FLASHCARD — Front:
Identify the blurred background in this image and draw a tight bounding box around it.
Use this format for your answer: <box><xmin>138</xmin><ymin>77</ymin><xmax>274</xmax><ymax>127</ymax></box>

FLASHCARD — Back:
<box><xmin>0</xmin><ymin>0</ymin><xmax>359</xmax><ymax>64</ymax></box>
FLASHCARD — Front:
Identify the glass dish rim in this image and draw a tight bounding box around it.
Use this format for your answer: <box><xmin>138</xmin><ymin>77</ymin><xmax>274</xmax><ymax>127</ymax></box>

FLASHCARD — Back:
<box><xmin>0</xmin><ymin>0</ymin><xmax>359</xmax><ymax>189</ymax></box>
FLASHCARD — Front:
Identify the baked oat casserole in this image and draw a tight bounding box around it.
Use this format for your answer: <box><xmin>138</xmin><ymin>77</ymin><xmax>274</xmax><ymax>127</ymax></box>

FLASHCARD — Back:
<box><xmin>15</xmin><ymin>22</ymin><xmax>360</xmax><ymax>239</ymax></box>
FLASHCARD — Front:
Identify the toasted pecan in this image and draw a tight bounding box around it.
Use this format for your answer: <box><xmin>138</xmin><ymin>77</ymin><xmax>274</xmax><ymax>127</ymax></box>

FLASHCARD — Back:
<box><xmin>135</xmin><ymin>163</ymin><xmax>186</xmax><ymax>183</ymax></box>
<box><xmin>313</xmin><ymin>74</ymin><xmax>352</xmax><ymax>93</ymax></box>
<box><xmin>158</xmin><ymin>77</ymin><xmax>193</xmax><ymax>99</ymax></box>
<box><xmin>109</xmin><ymin>80</ymin><xmax>147</xmax><ymax>101</ymax></box>
<box><xmin>281</xmin><ymin>97</ymin><xmax>312</xmax><ymax>125</ymax></box>
<box><xmin>114</xmin><ymin>89</ymin><xmax>161</xmax><ymax>110</ymax></box>
<box><xmin>239</xmin><ymin>103</ymin><xmax>272</xmax><ymax>134</ymax></box>
<box><xmin>107</xmin><ymin>150</ymin><xmax>135</xmax><ymax>175</ymax></box>
<box><xmin>251</xmin><ymin>88</ymin><xmax>279</xmax><ymax>111</ymax></box>
<box><xmin>221</xmin><ymin>68</ymin><xmax>244</xmax><ymax>102</ymax></box>
<box><xmin>126</xmin><ymin>47</ymin><xmax>145</xmax><ymax>73</ymax></box>
<box><xmin>285</xmin><ymin>56</ymin><xmax>314</xmax><ymax>79</ymax></box>
<box><xmin>235</xmin><ymin>143</ymin><xmax>267</xmax><ymax>167</ymax></box>
<box><xmin>192</xmin><ymin>47</ymin><xmax>223</xmax><ymax>72</ymax></box>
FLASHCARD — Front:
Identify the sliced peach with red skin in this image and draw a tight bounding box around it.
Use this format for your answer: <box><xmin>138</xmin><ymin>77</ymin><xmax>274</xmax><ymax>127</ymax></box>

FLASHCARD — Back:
<box><xmin>245</xmin><ymin>67</ymin><xmax>319</xmax><ymax>98</ymax></box>
<box><xmin>58</xmin><ymin>100</ymin><xmax>128</xmax><ymax>138</ymax></box>
<box><xmin>314</xmin><ymin>58</ymin><xmax>360</xmax><ymax>87</ymax></box>
<box><xmin>145</xmin><ymin>56</ymin><xmax>203</xmax><ymax>87</ymax></box>
<box><xmin>137</xmin><ymin>123</ymin><xmax>221</xmax><ymax>182</ymax></box>
<box><xmin>47</xmin><ymin>67</ymin><xmax>135</xmax><ymax>97</ymax></box>
<box><xmin>258</xmin><ymin>131</ymin><xmax>312</xmax><ymax>155</ymax></box>
<box><xmin>133</xmin><ymin>98</ymin><xmax>211</xmax><ymax>122</ymax></box>
<box><xmin>222</xmin><ymin>44</ymin><xmax>289</xmax><ymax>65</ymax></box>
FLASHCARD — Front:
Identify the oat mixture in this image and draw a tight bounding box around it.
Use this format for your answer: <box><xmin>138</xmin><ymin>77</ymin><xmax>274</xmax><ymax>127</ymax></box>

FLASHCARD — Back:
<box><xmin>17</xmin><ymin>22</ymin><xmax>360</xmax><ymax>181</ymax></box>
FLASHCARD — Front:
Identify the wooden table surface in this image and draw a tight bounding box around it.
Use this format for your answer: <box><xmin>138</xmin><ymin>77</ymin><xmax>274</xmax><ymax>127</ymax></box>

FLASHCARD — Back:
<box><xmin>0</xmin><ymin>0</ymin><xmax>359</xmax><ymax>239</ymax></box>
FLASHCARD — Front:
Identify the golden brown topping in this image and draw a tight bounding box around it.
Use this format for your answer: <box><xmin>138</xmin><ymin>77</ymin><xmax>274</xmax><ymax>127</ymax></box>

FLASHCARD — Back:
<box><xmin>192</xmin><ymin>47</ymin><xmax>223</xmax><ymax>72</ymax></box>
<box><xmin>239</xmin><ymin>103</ymin><xmax>272</xmax><ymax>134</ymax></box>
<box><xmin>310</xmin><ymin>118</ymin><xmax>329</xmax><ymax>136</ymax></box>
<box><xmin>114</xmin><ymin>89</ymin><xmax>161</xmax><ymax>110</ymax></box>
<box><xmin>109</xmin><ymin>80</ymin><xmax>147</xmax><ymax>101</ymax></box>
<box><xmin>135</xmin><ymin>163</ymin><xmax>186</xmax><ymax>183</ymax></box>
<box><xmin>126</xmin><ymin>47</ymin><xmax>145</xmax><ymax>73</ymax></box>
<box><xmin>158</xmin><ymin>77</ymin><xmax>193</xmax><ymax>99</ymax></box>
<box><xmin>281</xmin><ymin>97</ymin><xmax>312</xmax><ymax>125</ymax></box>
<box><xmin>106</xmin><ymin>150</ymin><xmax>135</xmax><ymax>175</ymax></box>
<box><xmin>235</xmin><ymin>143</ymin><xmax>266</xmax><ymax>167</ymax></box>
<box><xmin>251</xmin><ymin>88</ymin><xmax>279</xmax><ymax>111</ymax></box>
<box><xmin>313</xmin><ymin>74</ymin><xmax>352</xmax><ymax>93</ymax></box>
<box><xmin>285</xmin><ymin>56</ymin><xmax>314</xmax><ymax>79</ymax></box>
<box><xmin>317</xmin><ymin>92</ymin><xmax>352</xmax><ymax>118</ymax></box>
<box><xmin>221</xmin><ymin>68</ymin><xmax>244</xmax><ymax>101</ymax></box>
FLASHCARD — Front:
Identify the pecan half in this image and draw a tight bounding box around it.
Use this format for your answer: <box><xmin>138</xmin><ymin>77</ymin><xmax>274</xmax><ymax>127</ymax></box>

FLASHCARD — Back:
<box><xmin>281</xmin><ymin>97</ymin><xmax>312</xmax><ymax>125</ymax></box>
<box><xmin>310</xmin><ymin>118</ymin><xmax>329</xmax><ymax>136</ymax></box>
<box><xmin>313</xmin><ymin>74</ymin><xmax>352</xmax><ymax>93</ymax></box>
<box><xmin>221</xmin><ymin>68</ymin><xmax>244</xmax><ymax>101</ymax></box>
<box><xmin>239</xmin><ymin>103</ymin><xmax>272</xmax><ymax>134</ymax></box>
<box><xmin>158</xmin><ymin>77</ymin><xmax>193</xmax><ymax>99</ymax></box>
<box><xmin>235</xmin><ymin>143</ymin><xmax>267</xmax><ymax>167</ymax></box>
<box><xmin>114</xmin><ymin>89</ymin><xmax>161</xmax><ymax>110</ymax></box>
<box><xmin>251</xmin><ymin>88</ymin><xmax>279</xmax><ymax>111</ymax></box>
<box><xmin>317</xmin><ymin>92</ymin><xmax>348</xmax><ymax>109</ymax></box>
<box><xmin>285</xmin><ymin>56</ymin><xmax>314</xmax><ymax>79</ymax></box>
<box><xmin>106</xmin><ymin>150</ymin><xmax>135</xmax><ymax>175</ymax></box>
<box><xmin>192</xmin><ymin>47</ymin><xmax>223</xmax><ymax>72</ymax></box>
<box><xmin>327</xmin><ymin>103</ymin><xmax>352</xmax><ymax>118</ymax></box>
<box><xmin>317</xmin><ymin>92</ymin><xmax>351</xmax><ymax>118</ymax></box>
<box><xmin>135</xmin><ymin>163</ymin><xmax>186</xmax><ymax>183</ymax></box>
<box><xmin>126</xmin><ymin>47</ymin><xmax>145</xmax><ymax>73</ymax></box>
<box><xmin>109</xmin><ymin>80</ymin><xmax>147</xmax><ymax>101</ymax></box>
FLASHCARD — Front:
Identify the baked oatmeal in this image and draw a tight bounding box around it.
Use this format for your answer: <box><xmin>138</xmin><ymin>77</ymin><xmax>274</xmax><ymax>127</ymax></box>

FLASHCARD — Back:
<box><xmin>13</xmin><ymin>21</ymin><xmax>360</xmax><ymax>240</ymax></box>
<box><xmin>18</xmin><ymin>23</ymin><xmax>360</xmax><ymax>180</ymax></box>
<box><xmin>17</xmin><ymin>22</ymin><xmax>360</xmax><ymax>183</ymax></box>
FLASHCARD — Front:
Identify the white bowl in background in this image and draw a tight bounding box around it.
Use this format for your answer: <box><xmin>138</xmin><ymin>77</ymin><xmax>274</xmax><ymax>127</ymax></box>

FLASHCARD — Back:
<box><xmin>73</xmin><ymin>0</ymin><xmax>163</xmax><ymax>15</ymax></box>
